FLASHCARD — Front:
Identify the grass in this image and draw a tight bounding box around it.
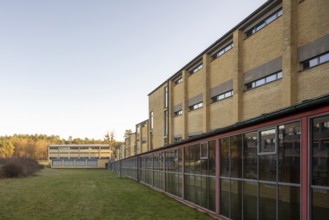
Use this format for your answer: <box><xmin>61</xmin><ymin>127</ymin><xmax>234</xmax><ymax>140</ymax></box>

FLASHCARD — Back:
<box><xmin>0</xmin><ymin>169</ymin><xmax>213</xmax><ymax>220</ymax></box>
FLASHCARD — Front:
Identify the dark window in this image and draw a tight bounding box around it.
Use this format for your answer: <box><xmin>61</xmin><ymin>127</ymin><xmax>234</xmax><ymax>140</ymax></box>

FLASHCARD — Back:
<box><xmin>174</xmin><ymin>76</ymin><xmax>183</xmax><ymax>85</ymax></box>
<box><xmin>174</xmin><ymin>109</ymin><xmax>183</xmax><ymax>116</ymax></box>
<box><xmin>246</xmin><ymin>8</ymin><xmax>282</xmax><ymax>38</ymax></box>
<box><xmin>189</xmin><ymin>102</ymin><xmax>203</xmax><ymax>111</ymax></box>
<box><xmin>245</xmin><ymin>71</ymin><xmax>282</xmax><ymax>90</ymax></box>
<box><xmin>301</xmin><ymin>51</ymin><xmax>329</xmax><ymax>70</ymax></box>
<box><xmin>212</xmin><ymin>90</ymin><xmax>233</xmax><ymax>103</ymax></box>
<box><xmin>189</xmin><ymin>63</ymin><xmax>203</xmax><ymax>75</ymax></box>
<box><xmin>212</xmin><ymin>42</ymin><xmax>233</xmax><ymax>60</ymax></box>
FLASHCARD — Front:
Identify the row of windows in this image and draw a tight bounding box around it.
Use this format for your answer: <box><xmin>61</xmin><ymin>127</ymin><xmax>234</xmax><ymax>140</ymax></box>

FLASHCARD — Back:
<box><xmin>245</xmin><ymin>8</ymin><xmax>283</xmax><ymax>38</ymax></box>
<box><xmin>189</xmin><ymin>102</ymin><xmax>203</xmax><ymax>111</ymax></box>
<box><xmin>212</xmin><ymin>90</ymin><xmax>233</xmax><ymax>103</ymax></box>
<box><xmin>212</xmin><ymin>42</ymin><xmax>233</xmax><ymax>60</ymax></box>
<box><xmin>112</xmin><ymin>114</ymin><xmax>329</xmax><ymax>219</ymax></box>
<box><xmin>189</xmin><ymin>63</ymin><xmax>203</xmax><ymax>75</ymax></box>
<box><xmin>51</xmin><ymin>157</ymin><xmax>108</xmax><ymax>160</ymax></box>
<box><xmin>302</xmin><ymin>52</ymin><xmax>329</xmax><ymax>70</ymax></box>
<box><xmin>245</xmin><ymin>71</ymin><xmax>282</xmax><ymax>90</ymax></box>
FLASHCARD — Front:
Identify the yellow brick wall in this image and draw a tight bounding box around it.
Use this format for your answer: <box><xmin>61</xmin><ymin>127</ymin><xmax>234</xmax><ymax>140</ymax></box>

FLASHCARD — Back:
<box><xmin>298</xmin><ymin>63</ymin><xmax>329</xmax><ymax>102</ymax></box>
<box><xmin>188</xmin><ymin>69</ymin><xmax>205</xmax><ymax>98</ymax></box>
<box><xmin>243</xmin><ymin>80</ymin><xmax>283</xmax><ymax>120</ymax></box>
<box><xmin>187</xmin><ymin>108</ymin><xmax>203</xmax><ymax>135</ymax></box>
<box><xmin>209</xmin><ymin>50</ymin><xmax>235</xmax><ymax>88</ymax></box>
<box><xmin>242</xmin><ymin>17</ymin><xmax>283</xmax><ymax>72</ymax></box>
<box><xmin>149</xmin><ymin>84</ymin><xmax>167</xmax><ymax>149</ymax></box>
<box><xmin>173</xmin><ymin>82</ymin><xmax>184</xmax><ymax>106</ymax></box>
<box><xmin>298</xmin><ymin>0</ymin><xmax>329</xmax><ymax>47</ymax></box>
<box><xmin>173</xmin><ymin>115</ymin><xmax>183</xmax><ymax>137</ymax></box>
<box><xmin>209</xmin><ymin>98</ymin><xmax>234</xmax><ymax>130</ymax></box>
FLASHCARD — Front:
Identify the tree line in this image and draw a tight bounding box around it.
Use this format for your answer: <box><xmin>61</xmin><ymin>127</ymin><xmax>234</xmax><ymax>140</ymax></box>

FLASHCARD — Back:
<box><xmin>0</xmin><ymin>132</ymin><xmax>122</xmax><ymax>160</ymax></box>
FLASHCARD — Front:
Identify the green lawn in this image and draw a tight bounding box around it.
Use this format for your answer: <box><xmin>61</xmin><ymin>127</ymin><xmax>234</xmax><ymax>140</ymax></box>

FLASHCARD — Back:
<box><xmin>0</xmin><ymin>169</ymin><xmax>212</xmax><ymax>220</ymax></box>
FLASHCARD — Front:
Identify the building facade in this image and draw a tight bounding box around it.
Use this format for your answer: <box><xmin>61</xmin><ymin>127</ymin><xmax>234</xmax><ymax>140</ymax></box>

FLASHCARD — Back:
<box><xmin>48</xmin><ymin>144</ymin><xmax>111</xmax><ymax>168</ymax></box>
<box><xmin>145</xmin><ymin>0</ymin><xmax>329</xmax><ymax>150</ymax></box>
<box><xmin>113</xmin><ymin>0</ymin><xmax>329</xmax><ymax>219</ymax></box>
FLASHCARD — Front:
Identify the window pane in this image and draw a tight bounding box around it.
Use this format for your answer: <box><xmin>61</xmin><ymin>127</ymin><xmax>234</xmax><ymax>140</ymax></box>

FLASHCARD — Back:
<box><xmin>230</xmin><ymin>180</ymin><xmax>242</xmax><ymax>220</ymax></box>
<box><xmin>208</xmin><ymin>140</ymin><xmax>216</xmax><ymax>176</ymax></box>
<box><xmin>278</xmin><ymin>185</ymin><xmax>300</xmax><ymax>220</ymax></box>
<box><xmin>194</xmin><ymin>144</ymin><xmax>201</xmax><ymax>174</ymax></box>
<box><xmin>312</xmin><ymin>115</ymin><xmax>329</xmax><ymax>186</ymax></box>
<box><xmin>259</xmin><ymin>183</ymin><xmax>276</xmax><ymax>220</ymax></box>
<box><xmin>209</xmin><ymin>177</ymin><xmax>216</xmax><ymax>211</ymax></box>
<box><xmin>220</xmin><ymin>137</ymin><xmax>230</xmax><ymax>177</ymax></box>
<box><xmin>278</xmin><ymin>122</ymin><xmax>300</xmax><ymax>183</ymax></box>
<box><xmin>277</xmin><ymin>71</ymin><xmax>282</xmax><ymax>79</ymax></box>
<box><xmin>255</xmin><ymin>78</ymin><xmax>265</xmax><ymax>87</ymax></box>
<box><xmin>231</xmin><ymin>135</ymin><xmax>243</xmax><ymax>178</ymax></box>
<box><xmin>320</xmin><ymin>53</ymin><xmax>329</xmax><ymax>64</ymax></box>
<box><xmin>309</xmin><ymin>57</ymin><xmax>318</xmax><ymax>67</ymax></box>
<box><xmin>243</xmin><ymin>132</ymin><xmax>258</xmax><ymax>179</ymax></box>
<box><xmin>259</xmin><ymin>154</ymin><xmax>276</xmax><ymax>181</ymax></box>
<box><xmin>266</xmin><ymin>74</ymin><xmax>276</xmax><ymax>83</ymax></box>
<box><xmin>220</xmin><ymin>179</ymin><xmax>230</xmax><ymax>218</ymax></box>
<box><xmin>312</xmin><ymin>188</ymin><xmax>329</xmax><ymax>220</ymax></box>
<box><xmin>266</xmin><ymin>14</ymin><xmax>276</xmax><ymax>24</ymax></box>
<box><xmin>243</xmin><ymin>181</ymin><xmax>257</xmax><ymax>220</ymax></box>
<box><xmin>260</xmin><ymin>128</ymin><xmax>276</xmax><ymax>153</ymax></box>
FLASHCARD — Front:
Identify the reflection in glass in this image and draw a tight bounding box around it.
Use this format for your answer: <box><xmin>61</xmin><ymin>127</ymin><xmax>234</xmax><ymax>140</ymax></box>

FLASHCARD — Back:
<box><xmin>259</xmin><ymin>183</ymin><xmax>276</xmax><ymax>220</ymax></box>
<box><xmin>209</xmin><ymin>140</ymin><xmax>216</xmax><ymax>176</ymax></box>
<box><xmin>209</xmin><ymin>177</ymin><xmax>216</xmax><ymax>212</ymax></box>
<box><xmin>220</xmin><ymin>179</ymin><xmax>230</xmax><ymax>218</ymax></box>
<box><xmin>312</xmin><ymin>188</ymin><xmax>329</xmax><ymax>220</ymax></box>
<box><xmin>260</xmin><ymin>128</ymin><xmax>276</xmax><ymax>153</ymax></box>
<box><xmin>220</xmin><ymin>137</ymin><xmax>230</xmax><ymax>177</ymax></box>
<box><xmin>230</xmin><ymin>180</ymin><xmax>242</xmax><ymax>220</ymax></box>
<box><xmin>244</xmin><ymin>132</ymin><xmax>258</xmax><ymax>179</ymax></box>
<box><xmin>231</xmin><ymin>135</ymin><xmax>243</xmax><ymax>178</ymax></box>
<box><xmin>312</xmin><ymin>115</ymin><xmax>329</xmax><ymax>186</ymax></box>
<box><xmin>278</xmin><ymin>185</ymin><xmax>300</xmax><ymax>220</ymax></box>
<box><xmin>243</xmin><ymin>181</ymin><xmax>257</xmax><ymax>220</ymax></box>
<box><xmin>259</xmin><ymin>154</ymin><xmax>276</xmax><ymax>181</ymax></box>
<box><xmin>278</xmin><ymin>122</ymin><xmax>300</xmax><ymax>183</ymax></box>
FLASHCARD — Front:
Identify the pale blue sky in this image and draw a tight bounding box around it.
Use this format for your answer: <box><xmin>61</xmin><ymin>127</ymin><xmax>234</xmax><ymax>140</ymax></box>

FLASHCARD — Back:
<box><xmin>0</xmin><ymin>0</ymin><xmax>266</xmax><ymax>141</ymax></box>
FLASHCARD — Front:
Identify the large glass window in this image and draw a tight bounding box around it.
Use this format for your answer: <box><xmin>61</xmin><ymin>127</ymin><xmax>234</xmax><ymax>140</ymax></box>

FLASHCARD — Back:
<box><xmin>311</xmin><ymin>115</ymin><xmax>329</xmax><ymax>219</ymax></box>
<box><xmin>219</xmin><ymin>121</ymin><xmax>301</xmax><ymax>220</ymax></box>
<box><xmin>184</xmin><ymin>141</ymin><xmax>216</xmax><ymax>212</ymax></box>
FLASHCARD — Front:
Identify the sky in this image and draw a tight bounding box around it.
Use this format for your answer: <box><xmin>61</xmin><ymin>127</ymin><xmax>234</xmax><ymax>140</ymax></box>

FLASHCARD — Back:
<box><xmin>0</xmin><ymin>0</ymin><xmax>266</xmax><ymax>141</ymax></box>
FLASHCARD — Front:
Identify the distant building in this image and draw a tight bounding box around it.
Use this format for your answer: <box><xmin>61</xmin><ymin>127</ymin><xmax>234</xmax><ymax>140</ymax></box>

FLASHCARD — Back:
<box><xmin>48</xmin><ymin>144</ymin><xmax>111</xmax><ymax>168</ymax></box>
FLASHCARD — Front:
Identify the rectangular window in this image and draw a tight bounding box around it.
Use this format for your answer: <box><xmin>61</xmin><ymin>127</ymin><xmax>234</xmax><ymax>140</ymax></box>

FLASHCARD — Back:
<box><xmin>212</xmin><ymin>42</ymin><xmax>233</xmax><ymax>60</ymax></box>
<box><xmin>174</xmin><ymin>109</ymin><xmax>183</xmax><ymax>116</ymax></box>
<box><xmin>164</xmin><ymin>86</ymin><xmax>168</xmax><ymax>108</ymax></box>
<box><xmin>301</xmin><ymin>51</ymin><xmax>329</xmax><ymax>70</ymax></box>
<box><xmin>259</xmin><ymin>128</ymin><xmax>276</xmax><ymax>154</ymax></box>
<box><xmin>164</xmin><ymin>110</ymin><xmax>168</xmax><ymax>136</ymax></box>
<box><xmin>150</xmin><ymin>111</ymin><xmax>154</xmax><ymax>129</ymax></box>
<box><xmin>189</xmin><ymin>102</ymin><xmax>203</xmax><ymax>111</ymax></box>
<box><xmin>189</xmin><ymin>63</ymin><xmax>203</xmax><ymax>75</ymax></box>
<box><xmin>245</xmin><ymin>8</ymin><xmax>283</xmax><ymax>38</ymax></box>
<box><xmin>212</xmin><ymin>90</ymin><xmax>233</xmax><ymax>103</ymax></box>
<box><xmin>174</xmin><ymin>76</ymin><xmax>183</xmax><ymax>85</ymax></box>
<box><xmin>174</xmin><ymin>137</ymin><xmax>182</xmax><ymax>142</ymax></box>
<box><xmin>245</xmin><ymin>71</ymin><xmax>282</xmax><ymax>90</ymax></box>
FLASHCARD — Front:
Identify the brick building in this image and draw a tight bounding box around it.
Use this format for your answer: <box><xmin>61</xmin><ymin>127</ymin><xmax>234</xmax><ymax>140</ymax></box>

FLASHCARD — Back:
<box><xmin>114</xmin><ymin>0</ymin><xmax>329</xmax><ymax>219</ymax></box>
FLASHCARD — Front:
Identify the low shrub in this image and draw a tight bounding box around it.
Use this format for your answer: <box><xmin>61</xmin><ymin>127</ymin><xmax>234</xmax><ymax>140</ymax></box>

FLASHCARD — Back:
<box><xmin>0</xmin><ymin>158</ymin><xmax>44</xmax><ymax>178</ymax></box>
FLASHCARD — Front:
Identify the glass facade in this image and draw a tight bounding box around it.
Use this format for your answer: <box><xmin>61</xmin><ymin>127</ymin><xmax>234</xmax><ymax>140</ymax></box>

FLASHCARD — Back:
<box><xmin>311</xmin><ymin>115</ymin><xmax>329</xmax><ymax>219</ymax></box>
<box><xmin>219</xmin><ymin>122</ymin><xmax>300</xmax><ymax>219</ymax></box>
<box><xmin>184</xmin><ymin>141</ymin><xmax>216</xmax><ymax>211</ymax></box>
<box><xmin>109</xmin><ymin>111</ymin><xmax>329</xmax><ymax>220</ymax></box>
<box><xmin>165</xmin><ymin>148</ymin><xmax>182</xmax><ymax>197</ymax></box>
